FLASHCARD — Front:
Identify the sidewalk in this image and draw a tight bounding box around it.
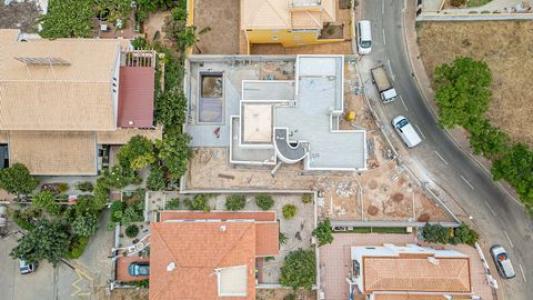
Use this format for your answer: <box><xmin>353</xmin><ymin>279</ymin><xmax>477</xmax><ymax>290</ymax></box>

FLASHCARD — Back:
<box><xmin>402</xmin><ymin>0</ymin><xmax>522</xmax><ymax>207</ymax></box>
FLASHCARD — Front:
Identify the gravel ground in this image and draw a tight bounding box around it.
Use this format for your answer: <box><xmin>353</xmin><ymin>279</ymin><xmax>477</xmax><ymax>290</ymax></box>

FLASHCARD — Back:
<box><xmin>0</xmin><ymin>1</ymin><xmax>41</xmax><ymax>32</ymax></box>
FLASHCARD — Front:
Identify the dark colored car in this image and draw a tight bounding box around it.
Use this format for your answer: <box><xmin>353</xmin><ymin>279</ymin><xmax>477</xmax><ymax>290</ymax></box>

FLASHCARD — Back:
<box><xmin>490</xmin><ymin>245</ymin><xmax>516</xmax><ymax>279</ymax></box>
<box><xmin>128</xmin><ymin>262</ymin><xmax>150</xmax><ymax>277</ymax></box>
<box><xmin>19</xmin><ymin>260</ymin><xmax>38</xmax><ymax>275</ymax></box>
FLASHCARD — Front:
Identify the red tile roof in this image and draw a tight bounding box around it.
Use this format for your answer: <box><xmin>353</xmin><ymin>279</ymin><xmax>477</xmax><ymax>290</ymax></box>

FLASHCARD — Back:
<box><xmin>118</xmin><ymin>67</ymin><xmax>154</xmax><ymax>128</ymax></box>
<box><xmin>116</xmin><ymin>255</ymin><xmax>149</xmax><ymax>282</ymax></box>
<box><xmin>149</xmin><ymin>211</ymin><xmax>280</xmax><ymax>300</ymax></box>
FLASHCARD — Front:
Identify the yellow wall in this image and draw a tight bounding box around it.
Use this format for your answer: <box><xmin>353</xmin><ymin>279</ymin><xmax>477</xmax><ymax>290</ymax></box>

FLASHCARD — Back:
<box><xmin>245</xmin><ymin>29</ymin><xmax>343</xmax><ymax>48</ymax></box>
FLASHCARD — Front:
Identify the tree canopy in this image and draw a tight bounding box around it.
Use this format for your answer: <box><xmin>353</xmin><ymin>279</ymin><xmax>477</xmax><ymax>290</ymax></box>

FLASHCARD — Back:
<box><xmin>0</xmin><ymin>163</ymin><xmax>39</xmax><ymax>199</ymax></box>
<box><xmin>312</xmin><ymin>219</ymin><xmax>334</xmax><ymax>246</ymax></box>
<box><xmin>117</xmin><ymin>135</ymin><xmax>156</xmax><ymax>171</ymax></box>
<box><xmin>433</xmin><ymin>57</ymin><xmax>492</xmax><ymax>129</ymax></box>
<box><xmin>32</xmin><ymin>191</ymin><xmax>60</xmax><ymax>216</ymax></box>
<box><xmin>40</xmin><ymin>0</ymin><xmax>95</xmax><ymax>39</ymax></box>
<box><xmin>280</xmin><ymin>249</ymin><xmax>316</xmax><ymax>290</ymax></box>
<box><xmin>10</xmin><ymin>219</ymin><xmax>70</xmax><ymax>265</ymax></box>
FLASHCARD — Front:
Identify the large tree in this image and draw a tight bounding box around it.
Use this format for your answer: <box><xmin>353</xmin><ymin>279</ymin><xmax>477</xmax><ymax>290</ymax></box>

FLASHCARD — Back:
<box><xmin>40</xmin><ymin>0</ymin><xmax>94</xmax><ymax>39</ymax></box>
<box><xmin>280</xmin><ymin>249</ymin><xmax>316</xmax><ymax>290</ymax></box>
<box><xmin>433</xmin><ymin>57</ymin><xmax>492</xmax><ymax>129</ymax></box>
<box><xmin>156</xmin><ymin>132</ymin><xmax>192</xmax><ymax>182</ymax></box>
<box><xmin>32</xmin><ymin>191</ymin><xmax>60</xmax><ymax>215</ymax></box>
<box><xmin>10</xmin><ymin>219</ymin><xmax>70</xmax><ymax>265</ymax></box>
<box><xmin>117</xmin><ymin>135</ymin><xmax>156</xmax><ymax>171</ymax></box>
<box><xmin>0</xmin><ymin>163</ymin><xmax>39</xmax><ymax>200</ymax></box>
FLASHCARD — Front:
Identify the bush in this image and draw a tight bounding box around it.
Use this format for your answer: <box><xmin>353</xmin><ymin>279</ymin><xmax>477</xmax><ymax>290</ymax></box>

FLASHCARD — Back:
<box><xmin>225</xmin><ymin>194</ymin><xmax>246</xmax><ymax>211</ymax></box>
<box><xmin>76</xmin><ymin>181</ymin><xmax>94</xmax><ymax>192</ymax></box>
<box><xmin>121</xmin><ymin>205</ymin><xmax>144</xmax><ymax>225</ymax></box>
<box><xmin>301</xmin><ymin>194</ymin><xmax>313</xmax><ymax>204</ymax></box>
<box><xmin>117</xmin><ymin>136</ymin><xmax>156</xmax><ymax>171</ymax></box>
<box><xmin>125</xmin><ymin>224</ymin><xmax>140</xmax><ymax>238</ymax></box>
<box><xmin>110</xmin><ymin>201</ymin><xmax>125</xmax><ymax>223</ymax></box>
<box><xmin>184</xmin><ymin>194</ymin><xmax>210</xmax><ymax>211</ymax></box>
<box><xmin>255</xmin><ymin>194</ymin><xmax>274</xmax><ymax>210</ymax></box>
<box><xmin>421</xmin><ymin>223</ymin><xmax>450</xmax><ymax>244</ymax></box>
<box><xmin>72</xmin><ymin>213</ymin><xmax>98</xmax><ymax>237</ymax></box>
<box><xmin>147</xmin><ymin>165</ymin><xmax>166</xmax><ymax>191</ymax></box>
<box><xmin>279</xmin><ymin>232</ymin><xmax>288</xmax><ymax>245</ymax></box>
<box><xmin>131</xmin><ymin>37</ymin><xmax>149</xmax><ymax>50</ymax></box>
<box><xmin>66</xmin><ymin>236</ymin><xmax>89</xmax><ymax>259</ymax></box>
<box><xmin>12</xmin><ymin>208</ymin><xmax>40</xmax><ymax>231</ymax></box>
<box><xmin>164</xmin><ymin>198</ymin><xmax>180</xmax><ymax>210</ymax></box>
<box><xmin>450</xmin><ymin>0</ymin><xmax>467</xmax><ymax>7</ymax></box>
<box><xmin>452</xmin><ymin>223</ymin><xmax>479</xmax><ymax>246</ymax></box>
<box><xmin>280</xmin><ymin>249</ymin><xmax>316</xmax><ymax>290</ymax></box>
<box><xmin>57</xmin><ymin>183</ymin><xmax>69</xmax><ymax>193</ymax></box>
<box><xmin>282</xmin><ymin>204</ymin><xmax>297</xmax><ymax>219</ymax></box>
<box><xmin>40</xmin><ymin>0</ymin><xmax>94</xmax><ymax>38</ymax></box>
<box><xmin>312</xmin><ymin>219</ymin><xmax>334</xmax><ymax>246</ymax></box>
<box><xmin>32</xmin><ymin>191</ymin><xmax>61</xmax><ymax>215</ymax></box>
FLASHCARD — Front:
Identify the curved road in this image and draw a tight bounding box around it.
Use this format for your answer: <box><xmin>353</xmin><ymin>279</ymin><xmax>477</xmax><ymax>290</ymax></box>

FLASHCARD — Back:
<box><xmin>360</xmin><ymin>0</ymin><xmax>532</xmax><ymax>298</ymax></box>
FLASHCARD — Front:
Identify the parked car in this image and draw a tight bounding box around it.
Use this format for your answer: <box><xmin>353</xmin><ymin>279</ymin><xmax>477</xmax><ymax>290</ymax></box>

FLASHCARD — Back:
<box><xmin>19</xmin><ymin>260</ymin><xmax>38</xmax><ymax>275</ymax></box>
<box><xmin>356</xmin><ymin>20</ymin><xmax>372</xmax><ymax>55</ymax></box>
<box><xmin>392</xmin><ymin>116</ymin><xmax>422</xmax><ymax>148</ymax></box>
<box><xmin>128</xmin><ymin>262</ymin><xmax>150</xmax><ymax>277</ymax></box>
<box><xmin>490</xmin><ymin>245</ymin><xmax>516</xmax><ymax>279</ymax></box>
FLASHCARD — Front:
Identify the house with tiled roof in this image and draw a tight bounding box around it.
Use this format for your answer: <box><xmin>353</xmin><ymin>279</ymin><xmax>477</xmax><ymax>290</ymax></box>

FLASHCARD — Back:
<box><xmin>241</xmin><ymin>0</ymin><xmax>343</xmax><ymax>48</ymax></box>
<box><xmin>350</xmin><ymin>244</ymin><xmax>474</xmax><ymax>300</ymax></box>
<box><xmin>0</xmin><ymin>29</ymin><xmax>161</xmax><ymax>175</ymax></box>
<box><xmin>149</xmin><ymin>211</ymin><xmax>280</xmax><ymax>300</ymax></box>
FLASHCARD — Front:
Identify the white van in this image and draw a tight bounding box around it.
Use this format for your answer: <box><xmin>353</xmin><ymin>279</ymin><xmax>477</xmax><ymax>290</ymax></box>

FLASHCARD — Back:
<box><xmin>357</xmin><ymin>20</ymin><xmax>372</xmax><ymax>55</ymax></box>
<box><xmin>392</xmin><ymin>116</ymin><xmax>422</xmax><ymax>148</ymax></box>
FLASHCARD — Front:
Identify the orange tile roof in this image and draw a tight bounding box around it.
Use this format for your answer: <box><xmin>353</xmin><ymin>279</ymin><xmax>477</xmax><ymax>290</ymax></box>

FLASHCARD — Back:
<box><xmin>363</xmin><ymin>256</ymin><xmax>471</xmax><ymax>293</ymax></box>
<box><xmin>116</xmin><ymin>256</ymin><xmax>150</xmax><ymax>282</ymax></box>
<box><xmin>150</xmin><ymin>211</ymin><xmax>280</xmax><ymax>300</ymax></box>
<box><xmin>159</xmin><ymin>210</ymin><xmax>276</xmax><ymax>222</ymax></box>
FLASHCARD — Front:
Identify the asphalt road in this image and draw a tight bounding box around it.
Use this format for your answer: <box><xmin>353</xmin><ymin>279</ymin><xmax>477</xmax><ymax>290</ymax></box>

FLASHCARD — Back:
<box><xmin>360</xmin><ymin>0</ymin><xmax>532</xmax><ymax>298</ymax></box>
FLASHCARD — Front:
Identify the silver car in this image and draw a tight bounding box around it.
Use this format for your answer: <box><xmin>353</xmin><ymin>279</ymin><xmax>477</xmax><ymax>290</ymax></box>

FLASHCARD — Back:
<box><xmin>490</xmin><ymin>245</ymin><xmax>516</xmax><ymax>279</ymax></box>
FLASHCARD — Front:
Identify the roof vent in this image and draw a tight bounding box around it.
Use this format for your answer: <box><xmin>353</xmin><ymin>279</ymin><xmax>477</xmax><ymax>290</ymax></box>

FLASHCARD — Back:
<box><xmin>219</xmin><ymin>225</ymin><xmax>226</xmax><ymax>232</ymax></box>
<box><xmin>166</xmin><ymin>262</ymin><xmax>176</xmax><ymax>272</ymax></box>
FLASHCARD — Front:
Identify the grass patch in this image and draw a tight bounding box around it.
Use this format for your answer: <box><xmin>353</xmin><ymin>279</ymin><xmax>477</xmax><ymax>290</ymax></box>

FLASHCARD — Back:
<box><xmin>467</xmin><ymin>0</ymin><xmax>492</xmax><ymax>8</ymax></box>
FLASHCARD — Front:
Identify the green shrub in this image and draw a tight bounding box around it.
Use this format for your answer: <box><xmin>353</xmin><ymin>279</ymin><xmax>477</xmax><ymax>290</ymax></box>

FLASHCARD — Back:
<box><xmin>117</xmin><ymin>136</ymin><xmax>156</xmax><ymax>171</ymax></box>
<box><xmin>110</xmin><ymin>201</ymin><xmax>125</xmax><ymax>223</ymax></box>
<box><xmin>127</xmin><ymin>278</ymin><xmax>149</xmax><ymax>288</ymax></box>
<box><xmin>164</xmin><ymin>198</ymin><xmax>180</xmax><ymax>210</ymax></box>
<box><xmin>280</xmin><ymin>249</ymin><xmax>316</xmax><ymax>290</ymax></box>
<box><xmin>301</xmin><ymin>194</ymin><xmax>313</xmax><ymax>204</ymax></box>
<box><xmin>76</xmin><ymin>181</ymin><xmax>94</xmax><ymax>192</ymax></box>
<box><xmin>184</xmin><ymin>194</ymin><xmax>210</xmax><ymax>211</ymax></box>
<box><xmin>312</xmin><ymin>219</ymin><xmax>334</xmax><ymax>246</ymax></box>
<box><xmin>225</xmin><ymin>194</ymin><xmax>246</xmax><ymax>211</ymax></box>
<box><xmin>422</xmin><ymin>223</ymin><xmax>451</xmax><ymax>244</ymax></box>
<box><xmin>255</xmin><ymin>194</ymin><xmax>274</xmax><ymax>210</ymax></box>
<box><xmin>279</xmin><ymin>232</ymin><xmax>288</xmax><ymax>245</ymax></box>
<box><xmin>282</xmin><ymin>204</ymin><xmax>297</xmax><ymax>219</ymax></box>
<box><xmin>57</xmin><ymin>183</ymin><xmax>69</xmax><ymax>193</ymax></box>
<box><xmin>66</xmin><ymin>236</ymin><xmax>89</xmax><ymax>259</ymax></box>
<box><xmin>131</xmin><ymin>37</ymin><xmax>149</xmax><ymax>50</ymax></box>
<box><xmin>121</xmin><ymin>205</ymin><xmax>144</xmax><ymax>225</ymax></box>
<box><xmin>125</xmin><ymin>224</ymin><xmax>140</xmax><ymax>238</ymax></box>
<box><xmin>147</xmin><ymin>165</ymin><xmax>166</xmax><ymax>191</ymax></box>
<box><xmin>32</xmin><ymin>191</ymin><xmax>61</xmax><ymax>215</ymax></box>
<box><xmin>40</xmin><ymin>0</ymin><xmax>94</xmax><ymax>39</ymax></box>
<box><xmin>12</xmin><ymin>209</ymin><xmax>38</xmax><ymax>231</ymax></box>
<box><xmin>451</xmin><ymin>223</ymin><xmax>479</xmax><ymax>246</ymax></box>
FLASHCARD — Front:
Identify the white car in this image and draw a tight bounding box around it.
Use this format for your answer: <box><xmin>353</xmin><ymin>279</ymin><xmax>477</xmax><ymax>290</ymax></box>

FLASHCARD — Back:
<box><xmin>392</xmin><ymin>116</ymin><xmax>422</xmax><ymax>148</ymax></box>
<box><xmin>356</xmin><ymin>20</ymin><xmax>372</xmax><ymax>55</ymax></box>
<box><xmin>490</xmin><ymin>245</ymin><xmax>516</xmax><ymax>279</ymax></box>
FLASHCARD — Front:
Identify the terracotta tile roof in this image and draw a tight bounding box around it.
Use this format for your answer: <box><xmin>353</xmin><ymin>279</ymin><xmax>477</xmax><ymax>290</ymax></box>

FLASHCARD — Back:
<box><xmin>0</xmin><ymin>30</ymin><xmax>121</xmax><ymax>131</ymax></box>
<box><xmin>373</xmin><ymin>294</ymin><xmax>451</xmax><ymax>300</ymax></box>
<box><xmin>118</xmin><ymin>67</ymin><xmax>155</xmax><ymax>128</ymax></box>
<box><xmin>8</xmin><ymin>131</ymin><xmax>97</xmax><ymax>175</ymax></box>
<box><xmin>159</xmin><ymin>210</ymin><xmax>276</xmax><ymax>222</ymax></box>
<box><xmin>255</xmin><ymin>222</ymin><xmax>279</xmax><ymax>257</ymax></box>
<box><xmin>149</xmin><ymin>221</ymin><xmax>256</xmax><ymax>300</ymax></box>
<box><xmin>240</xmin><ymin>0</ymin><xmax>336</xmax><ymax>30</ymax></box>
<box><xmin>363</xmin><ymin>256</ymin><xmax>471</xmax><ymax>293</ymax></box>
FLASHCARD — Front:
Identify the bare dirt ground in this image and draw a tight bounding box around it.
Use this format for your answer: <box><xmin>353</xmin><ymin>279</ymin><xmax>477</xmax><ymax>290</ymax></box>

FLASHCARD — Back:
<box><xmin>0</xmin><ymin>1</ymin><xmax>40</xmax><ymax>32</ymax></box>
<box><xmin>143</xmin><ymin>11</ymin><xmax>171</xmax><ymax>46</ymax></box>
<box><xmin>193</xmin><ymin>0</ymin><xmax>240</xmax><ymax>54</ymax></box>
<box><xmin>418</xmin><ymin>21</ymin><xmax>533</xmax><ymax>147</ymax></box>
<box><xmin>250</xmin><ymin>2</ymin><xmax>353</xmax><ymax>55</ymax></box>
<box><xmin>110</xmin><ymin>288</ymin><xmax>148</xmax><ymax>300</ymax></box>
<box><xmin>256</xmin><ymin>288</ymin><xmax>316</xmax><ymax>300</ymax></box>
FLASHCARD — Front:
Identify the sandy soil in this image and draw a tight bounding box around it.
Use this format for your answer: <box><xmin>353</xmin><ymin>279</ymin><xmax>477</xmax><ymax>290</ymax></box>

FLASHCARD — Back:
<box><xmin>418</xmin><ymin>21</ymin><xmax>533</xmax><ymax>146</ymax></box>
<box><xmin>0</xmin><ymin>1</ymin><xmax>40</xmax><ymax>32</ymax></box>
<box><xmin>192</xmin><ymin>0</ymin><xmax>240</xmax><ymax>54</ymax></box>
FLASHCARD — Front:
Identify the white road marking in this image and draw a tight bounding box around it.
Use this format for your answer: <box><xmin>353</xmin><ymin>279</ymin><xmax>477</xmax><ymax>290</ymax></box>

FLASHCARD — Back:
<box><xmin>387</xmin><ymin>59</ymin><xmax>395</xmax><ymax>82</ymax></box>
<box><xmin>415</xmin><ymin>124</ymin><xmax>425</xmax><ymax>139</ymax></box>
<box><xmin>382</xmin><ymin>0</ymin><xmax>385</xmax><ymax>14</ymax></box>
<box><xmin>483</xmin><ymin>201</ymin><xmax>497</xmax><ymax>217</ymax></box>
<box><xmin>382</xmin><ymin>28</ymin><xmax>386</xmax><ymax>45</ymax></box>
<box><xmin>460</xmin><ymin>175</ymin><xmax>475</xmax><ymax>190</ymax></box>
<box><xmin>519</xmin><ymin>264</ymin><xmax>527</xmax><ymax>282</ymax></box>
<box><xmin>503</xmin><ymin>230</ymin><xmax>514</xmax><ymax>248</ymax></box>
<box><xmin>399</xmin><ymin>95</ymin><xmax>408</xmax><ymax>111</ymax></box>
<box><xmin>433</xmin><ymin>151</ymin><xmax>448</xmax><ymax>165</ymax></box>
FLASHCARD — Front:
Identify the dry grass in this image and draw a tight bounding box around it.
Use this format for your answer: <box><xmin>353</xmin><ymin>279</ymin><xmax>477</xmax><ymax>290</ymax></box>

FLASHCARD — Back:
<box><xmin>418</xmin><ymin>21</ymin><xmax>533</xmax><ymax>147</ymax></box>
